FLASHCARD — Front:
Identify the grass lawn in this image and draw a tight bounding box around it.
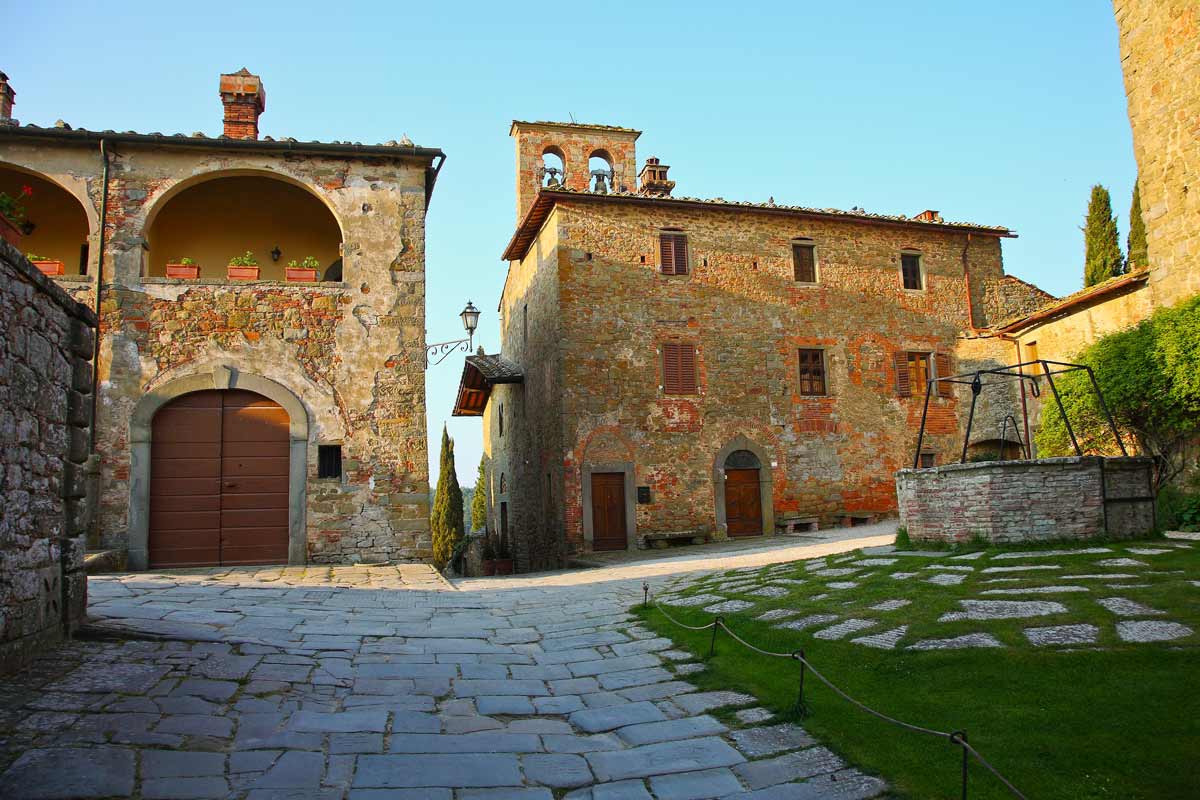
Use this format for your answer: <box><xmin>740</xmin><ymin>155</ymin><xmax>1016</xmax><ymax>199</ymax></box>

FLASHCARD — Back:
<box><xmin>636</xmin><ymin>538</ymin><xmax>1200</xmax><ymax>799</ymax></box>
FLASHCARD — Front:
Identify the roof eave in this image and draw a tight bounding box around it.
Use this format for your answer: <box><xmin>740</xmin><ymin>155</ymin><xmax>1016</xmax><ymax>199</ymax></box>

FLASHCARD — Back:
<box><xmin>996</xmin><ymin>271</ymin><xmax>1150</xmax><ymax>334</ymax></box>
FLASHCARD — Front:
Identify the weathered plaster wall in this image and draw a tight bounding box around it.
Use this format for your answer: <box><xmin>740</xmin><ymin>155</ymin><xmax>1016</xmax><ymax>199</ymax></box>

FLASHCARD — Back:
<box><xmin>897</xmin><ymin>456</ymin><xmax>1155</xmax><ymax>544</ymax></box>
<box><xmin>1114</xmin><ymin>0</ymin><xmax>1199</xmax><ymax>307</ymax></box>
<box><xmin>0</xmin><ymin>240</ymin><xmax>96</xmax><ymax>673</ymax></box>
<box><xmin>0</xmin><ymin>137</ymin><xmax>434</xmax><ymax>565</ymax></box>
<box><xmin>534</xmin><ymin>199</ymin><xmax>1010</xmax><ymax>555</ymax></box>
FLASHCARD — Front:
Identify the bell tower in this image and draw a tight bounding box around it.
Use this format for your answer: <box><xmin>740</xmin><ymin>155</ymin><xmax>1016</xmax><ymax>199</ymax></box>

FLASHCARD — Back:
<box><xmin>510</xmin><ymin>120</ymin><xmax>641</xmax><ymax>222</ymax></box>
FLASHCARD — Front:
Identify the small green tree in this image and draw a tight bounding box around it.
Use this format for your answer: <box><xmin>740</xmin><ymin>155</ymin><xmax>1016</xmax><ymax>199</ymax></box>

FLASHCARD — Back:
<box><xmin>430</xmin><ymin>425</ymin><xmax>464</xmax><ymax>568</ymax></box>
<box><xmin>471</xmin><ymin>455</ymin><xmax>488</xmax><ymax>533</ymax></box>
<box><xmin>1083</xmin><ymin>184</ymin><xmax>1125</xmax><ymax>286</ymax></box>
<box><xmin>1035</xmin><ymin>294</ymin><xmax>1200</xmax><ymax>490</ymax></box>
<box><xmin>1127</xmin><ymin>180</ymin><xmax>1149</xmax><ymax>271</ymax></box>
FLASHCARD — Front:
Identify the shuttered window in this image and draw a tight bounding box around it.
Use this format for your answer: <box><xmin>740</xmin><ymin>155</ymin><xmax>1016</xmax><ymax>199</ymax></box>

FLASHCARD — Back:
<box><xmin>894</xmin><ymin>351</ymin><xmax>952</xmax><ymax>398</ymax></box>
<box><xmin>659</xmin><ymin>232</ymin><xmax>689</xmax><ymax>275</ymax></box>
<box><xmin>919</xmin><ymin>452</ymin><xmax>936</xmax><ymax>468</ymax></box>
<box><xmin>662</xmin><ymin>342</ymin><xmax>698</xmax><ymax>394</ymax></box>
<box><xmin>792</xmin><ymin>243</ymin><xmax>817</xmax><ymax>282</ymax></box>
<box><xmin>901</xmin><ymin>253</ymin><xmax>923</xmax><ymax>290</ymax></box>
<box><xmin>797</xmin><ymin>349</ymin><xmax>827</xmax><ymax>396</ymax></box>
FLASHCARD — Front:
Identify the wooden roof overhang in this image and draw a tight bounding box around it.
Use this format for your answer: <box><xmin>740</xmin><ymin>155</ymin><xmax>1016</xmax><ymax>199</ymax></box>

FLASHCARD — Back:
<box><xmin>452</xmin><ymin>355</ymin><xmax>524</xmax><ymax>417</ymax></box>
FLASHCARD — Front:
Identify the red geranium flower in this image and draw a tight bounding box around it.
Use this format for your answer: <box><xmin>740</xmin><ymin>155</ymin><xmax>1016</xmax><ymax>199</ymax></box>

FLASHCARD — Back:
<box><xmin>20</xmin><ymin>185</ymin><xmax>33</xmax><ymax>196</ymax></box>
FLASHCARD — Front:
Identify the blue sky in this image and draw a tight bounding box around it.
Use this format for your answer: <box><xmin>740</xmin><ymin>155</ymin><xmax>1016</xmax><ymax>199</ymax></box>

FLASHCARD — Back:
<box><xmin>11</xmin><ymin>1</ymin><xmax>1136</xmax><ymax>486</ymax></box>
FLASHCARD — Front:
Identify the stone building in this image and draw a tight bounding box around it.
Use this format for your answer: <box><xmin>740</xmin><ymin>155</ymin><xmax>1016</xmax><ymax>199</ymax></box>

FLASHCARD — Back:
<box><xmin>0</xmin><ymin>241</ymin><xmax>96</xmax><ymax>672</ymax></box>
<box><xmin>455</xmin><ymin>121</ymin><xmax>1042</xmax><ymax>570</ymax></box>
<box><xmin>0</xmin><ymin>69</ymin><xmax>443</xmax><ymax>569</ymax></box>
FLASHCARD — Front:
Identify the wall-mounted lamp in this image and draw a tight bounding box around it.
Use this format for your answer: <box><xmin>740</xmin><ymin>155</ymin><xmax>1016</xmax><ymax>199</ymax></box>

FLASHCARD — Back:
<box><xmin>270</xmin><ymin>246</ymin><xmax>282</xmax><ymax>262</ymax></box>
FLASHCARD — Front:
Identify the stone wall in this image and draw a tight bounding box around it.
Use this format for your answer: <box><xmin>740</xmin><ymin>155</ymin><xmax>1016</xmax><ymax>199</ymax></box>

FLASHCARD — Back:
<box><xmin>1114</xmin><ymin>0</ymin><xmax>1199</xmax><ymax>307</ymax></box>
<box><xmin>511</xmin><ymin>122</ymin><xmax>639</xmax><ymax>221</ymax></box>
<box><xmin>0</xmin><ymin>133</ymin><xmax>436</xmax><ymax>566</ymax></box>
<box><xmin>896</xmin><ymin>456</ymin><xmax>1155</xmax><ymax>544</ymax></box>
<box><xmin>0</xmin><ymin>240</ymin><xmax>96</xmax><ymax>673</ymax></box>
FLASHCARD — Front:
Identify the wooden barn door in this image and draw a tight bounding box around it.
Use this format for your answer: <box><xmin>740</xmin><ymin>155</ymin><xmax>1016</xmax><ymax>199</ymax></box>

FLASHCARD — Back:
<box><xmin>724</xmin><ymin>469</ymin><xmax>763</xmax><ymax>536</ymax></box>
<box><xmin>149</xmin><ymin>389</ymin><xmax>289</xmax><ymax>568</ymax></box>
<box><xmin>591</xmin><ymin>473</ymin><xmax>628</xmax><ymax>551</ymax></box>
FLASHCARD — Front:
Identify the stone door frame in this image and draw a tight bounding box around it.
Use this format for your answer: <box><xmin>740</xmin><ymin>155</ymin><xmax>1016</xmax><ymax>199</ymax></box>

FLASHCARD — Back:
<box><xmin>713</xmin><ymin>436</ymin><xmax>775</xmax><ymax>537</ymax></box>
<box><xmin>581</xmin><ymin>462</ymin><xmax>637</xmax><ymax>551</ymax></box>
<box><xmin>127</xmin><ymin>365</ymin><xmax>309</xmax><ymax>570</ymax></box>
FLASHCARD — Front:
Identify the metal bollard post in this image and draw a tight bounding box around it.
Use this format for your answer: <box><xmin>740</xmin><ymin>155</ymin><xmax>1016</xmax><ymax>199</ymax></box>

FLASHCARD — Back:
<box><xmin>642</xmin><ymin>581</ymin><xmax>649</xmax><ymax>608</ymax></box>
<box><xmin>951</xmin><ymin>730</ymin><xmax>968</xmax><ymax>799</ymax></box>
<box><xmin>793</xmin><ymin>650</ymin><xmax>809</xmax><ymax>718</ymax></box>
<box><xmin>708</xmin><ymin>617</ymin><xmax>723</xmax><ymax>658</ymax></box>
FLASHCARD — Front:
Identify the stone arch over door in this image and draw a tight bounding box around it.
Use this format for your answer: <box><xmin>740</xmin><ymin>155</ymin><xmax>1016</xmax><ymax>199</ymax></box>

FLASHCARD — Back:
<box><xmin>713</xmin><ymin>435</ymin><xmax>775</xmax><ymax>537</ymax></box>
<box><xmin>127</xmin><ymin>366</ymin><xmax>309</xmax><ymax>570</ymax></box>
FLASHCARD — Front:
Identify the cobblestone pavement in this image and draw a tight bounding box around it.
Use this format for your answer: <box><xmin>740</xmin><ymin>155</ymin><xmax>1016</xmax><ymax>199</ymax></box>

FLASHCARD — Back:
<box><xmin>0</xmin><ymin>530</ymin><xmax>893</xmax><ymax>800</ymax></box>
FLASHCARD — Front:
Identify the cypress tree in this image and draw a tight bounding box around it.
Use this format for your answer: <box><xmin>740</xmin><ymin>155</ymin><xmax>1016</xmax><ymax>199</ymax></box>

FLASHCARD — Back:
<box><xmin>430</xmin><ymin>425</ymin><xmax>464</xmax><ymax>568</ymax></box>
<box><xmin>1083</xmin><ymin>184</ymin><xmax>1125</xmax><ymax>286</ymax></box>
<box><xmin>1127</xmin><ymin>180</ymin><xmax>1149</xmax><ymax>270</ymax></box>
<box><xmin>471</xmin><ymin>455</ymin><xmax>488</xmax><ymax>533</ymax></box>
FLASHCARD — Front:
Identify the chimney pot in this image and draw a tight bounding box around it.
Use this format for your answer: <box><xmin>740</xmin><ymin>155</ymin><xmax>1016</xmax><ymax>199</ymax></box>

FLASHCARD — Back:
<box><xmin>219</xmin><ymin>68</ymin><xmax>266</xmax><ymax>140</ymax></box>
<box><xmin>0</xmin><ymin>71</ymin><xmax>17</xmax><ymax>126</ymax></box>
<box><xmin>637</xmin><ymin>156</ymin><xmax>675</xmax><ymax>197</ymax></box>
<box><xmin>915</xmin><ymin>209</ymin><xmax>942</xmax><ymax>223</ymax></box>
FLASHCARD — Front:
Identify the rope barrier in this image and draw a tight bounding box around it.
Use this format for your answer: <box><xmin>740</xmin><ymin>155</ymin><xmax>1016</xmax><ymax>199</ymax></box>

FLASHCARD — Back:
<box><xmin>643</xmin><ymin>584</ymin><xmax>1030</xmax><ymax>800</ymax></box>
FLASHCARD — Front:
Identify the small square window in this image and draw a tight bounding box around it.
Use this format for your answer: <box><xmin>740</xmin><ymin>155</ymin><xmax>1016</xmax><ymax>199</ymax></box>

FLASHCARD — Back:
<box><xmin>792</xmin><ymin>243</ymin><xmax>817</xmax><ymax>282</ymax></box>
<box><xmin>797</xmin><ymin>349</ymin><xmax>827</xmax><ymax>396</ymax></box>
<box><xmin>901</xmin><ymin>253</ymin><xmax>923</xmax><ymax>290</ymax></box>
<box><xmin>919</xmin><ymin>452</ymin><xmax>936</xmax><ymax>468</ymax></box>
<box><xmin>318</xmin><ymin>445</ymin><xmax>342</xmax><ymax>480</ymax></box>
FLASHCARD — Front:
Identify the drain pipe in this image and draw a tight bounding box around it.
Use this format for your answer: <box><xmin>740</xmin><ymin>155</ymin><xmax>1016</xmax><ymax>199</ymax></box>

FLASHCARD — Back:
<box><xmin>89</xmin><ymin>139</ymin><xmax>108</xmax><ymax>453</ymax></box>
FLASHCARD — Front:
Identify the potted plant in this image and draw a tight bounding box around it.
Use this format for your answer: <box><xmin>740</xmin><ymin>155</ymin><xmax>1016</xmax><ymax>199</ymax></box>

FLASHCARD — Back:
<box><xmin>286</xmin><ymin>255</ymin><xmax>320</xmax><ymax>282</ymax></box>
<box><xmin>493</xmin><ymin>534</ymin><xmax>514</xmax><ymax>576</ymax></box>
<box><xmin>481</xmin><ymin>536</ymin><xmax>497</xmax><ymax>576</ymax></box>
<box><xmin>227</xmin><ymin>250</ymin><xmax>260</xmax><ymax>280</ymax></box>
<box><xmin>166</xmin><ymin>256</ymin><xmax>200</xmax><ymax>279</ymax></box>
<box><xmin>0</xmin><ymin>185</ymin><xmax>31</xmax><ymax>247</ymax></box>
<box><xmin>26</xmin><ymin>252</ymin><xmax>64</xmax><ymax>276</ymax></box>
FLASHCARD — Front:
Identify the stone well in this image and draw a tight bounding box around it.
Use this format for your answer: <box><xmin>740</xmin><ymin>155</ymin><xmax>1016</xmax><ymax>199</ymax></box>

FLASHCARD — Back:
<box><xmin>895</xmin><ymin>456</ymin><xmax>1156</xmax><ymax>545</ymax></box>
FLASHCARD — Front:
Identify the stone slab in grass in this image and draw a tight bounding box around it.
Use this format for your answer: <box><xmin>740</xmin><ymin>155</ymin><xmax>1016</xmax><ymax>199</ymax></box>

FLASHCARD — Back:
<box><xmin>891</xmin><ymin>572</ymin><xmax>919</xmax><ymax>580</ymax></box>
<box><xmin>729</xmin><ymin>723</ymin><xmax>815</xmax><ymax>757</ymax></box>
<box><xmin>982</xmin><ymin>565</ymin><xmax>1062</xmax><ymax>574</ymax></box>
<box><xmin>771</xmin><ymin>578</ymin><xmax>807</xmax><ymax>586</ymax></box>
<box><xmin>827</xmin><ymin>581</ymin><xmax>860</xmax><ymax>590</ymax></box>
<box><xmin>909</xmin><ymin>633</ymin><xmax>1004</xmax><ymax>650</ymax></box>
<box><xmin>811</xmin><ymin>568</ymin><xmax>859</xmax><ymax>578</ymax></box>
<box><xmin>756</xmin><ymin>609</ymin><xmax>801</xmax><ymax>622</ymax></box>
<box><xmin>1060</xmin><ymin>573</ymin><xmax>1139</xmax><ymax>580</ymax></box>
<box><xmin>1116</xmin><ymin>620</ymin><xmax>1194</xmax><ymax>642</ymax></box>
<box><xmin>992</xmin><ymin>547</ymin><xmax>1111</xmax><ymax>560</ymax></box>
<box><xmin>673</xmin><ymin>691</ymin><xmax>757</xmax><ymax>714</ymax></box>
<box><xmin>666</xmin><ymin>594</ymin><xmax>726</xmax><ymax>608</ymax></box>
<box><xmin>1023</xmin><ymin>624</ymin><xmax>1100</xmax><ymax>646</ymax></box>
<box><xmin>939</xmin><ymin>600</ymin><xmax>1067</xmax><ymax>621</ymax></box>
<box><xmin>735</xmin><ymin>707</ymin><xmax>775</xmax><ymax>724</ymax></box>
<box><xmin>851</xmin><ymin>625</ymin><xmax>909</xmax><ymax>650</ymax></box>
<box><xmin>747</xmin><ymin>586</ymin><xmax>790</xmax><ymax>599</ymax></box>
<box><xmin>923</xmin><ymin>564</ymin><xmax>974</xmax><ymax>572</ymax></box>
<box><xmin>732</xmin><ymin>746</ymin><xmax>845</xmax><ymax>790</ymax></box>
<box><xmin>925</xmin><ymin>573</ymin><xmax>966</xmax><ymax>586</ymax></box>
<box><xmin>1126</xmin><ymin>547</ymin><xmax>1171</xmax><ymax>555</ymax></box>
<box><xmin>869</xmin><ymin>599</ymin><xmax>912</xmax><ymax>611</ymax></box>
<box><xmin>1097</xmin><ymin>597</ymin><xmax>1166</xmax><ymax>617</ymax></box>
<box><xmin>813</xmin><ymin>619</ymin><xmax>878</xmax><ymax>641</ymax></box>
<box><xmin>981</xmin><ymin>585</ymin><xmax>1090</xmax><ymax>595</ymax></box>
<box><xmin>1096</xmin><ymin>558</ymin><xmax>1148</xmax><ymax>568</ymax></box>
<box><xmin>950</xmin><ymin>551</ymin><xmax>987</xmax><ymax>560</ymax></box>
<box><xmin>703</xmin><ymin>600</ymin><xmax>755</xmax><ymax>614</ymax></box>
<box><xmin>852</xmin><ymin>558</ymin><xmax>898</xmax><ymax>566</ymax></box>
<box><xmin>774</xmin><ymin>614</ymin><xmax>837</xmax><ymax>632</ymax></box>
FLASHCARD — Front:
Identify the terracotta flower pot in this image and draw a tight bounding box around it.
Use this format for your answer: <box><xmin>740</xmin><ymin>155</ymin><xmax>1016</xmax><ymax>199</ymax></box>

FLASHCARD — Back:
<box><xmin>493</xmin><ymin>558</ymin><xmax>514</xmax><ymax>575</ymax></box>
<box><xmin>0</xmin><ymin>215</ymin><xmax>20</xmax><ymax>247</ymax></box>
<box><xmin>227</xmin><ymin>264</ymin><xmax>260</xmax><ymax>280</ymax></box>
<box><xmin>166</xmin><ymin>263</ymin><xmax>200</xmax><ymax>279</ymax></box>
<box><xmin>482</xmin><ymin>560</ymin><xmax>496</xmax><ymax>576</ymax></box>
<box><xmin>32</xmin><ymin>260</ymin><xmax>65</xmax><ymax>277</ymax></box>
<box><xmin>286</xmin><ymin>266</ymin><xmax>319</xmax><ymax>282</ymax></box>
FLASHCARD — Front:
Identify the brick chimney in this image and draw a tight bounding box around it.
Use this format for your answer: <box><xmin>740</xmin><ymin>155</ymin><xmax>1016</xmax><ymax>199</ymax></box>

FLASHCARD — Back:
<box><xmin>219</xmin><ymin>69</ymin><xmax>266</xmax><ymax>140</ymax></box>
<box><xmin>0</xmin><ymin>72</ymin><xmax>16</xmax><ymax>126</ymax></box>
<box><xmin>915</xmin><ymin>209</ymin><xmax>943</xmax><ymax>223</ymax></box>
<box><xmin>638</xmin><ymin>157</ymin><xmax>675</xmax><ymax>197</ymax></box>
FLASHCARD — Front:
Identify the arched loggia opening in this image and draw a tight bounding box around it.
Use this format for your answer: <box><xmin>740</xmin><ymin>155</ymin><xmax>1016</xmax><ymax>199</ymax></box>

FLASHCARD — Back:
<box><xmin>0</xmin><ymin>164</ymin><xmax>91</xmax><ymax>275</ymax></box>
<box><xmin>588</xmin><ymin>149</ymin><xmax>614</xmax><ymax>193</ymax></box>
<box><xmin>542</xmin><ymin>146</ymin><xmax>565</xmax><ymax>188</ymax></box>
<box><xmin>144</xmin><ymin>172</ymin><xmax>343</xmax><ymax>282</ymax></box>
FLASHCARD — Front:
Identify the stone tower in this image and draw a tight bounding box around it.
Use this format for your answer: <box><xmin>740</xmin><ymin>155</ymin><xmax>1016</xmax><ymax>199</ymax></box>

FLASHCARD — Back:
<box><xmin>509</xmin><ymin>120</ymin><xmax>640</xmax><ymax>221</ymax></box>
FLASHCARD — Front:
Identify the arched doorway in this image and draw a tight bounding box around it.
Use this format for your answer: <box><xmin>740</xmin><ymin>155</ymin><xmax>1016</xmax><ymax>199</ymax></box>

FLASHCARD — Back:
<box><xmin>149</xmin><ymin>389</ymin><xmax>290</xmax><ymax>567</ymax></box>
<box><xmin>723</xmin><ymin>449</ymin><xmax>764</xmax><ymax>536</ymax></box>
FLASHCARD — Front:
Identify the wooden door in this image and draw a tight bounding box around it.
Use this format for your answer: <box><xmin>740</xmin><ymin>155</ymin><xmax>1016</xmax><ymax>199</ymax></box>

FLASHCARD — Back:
<box><xmin>725</xmin><ymin>468</ymin><xmax>763</xmax><ymax>536</ymax></box>
<box><xmin>149</xmin><ymin>389</ymin><xmax>289</xmax><ymax>568</ymax></box>
<box><xmin>591</xmin><ymin>472</ymin><xmax>627</xmax><ymax>551</ymax></box>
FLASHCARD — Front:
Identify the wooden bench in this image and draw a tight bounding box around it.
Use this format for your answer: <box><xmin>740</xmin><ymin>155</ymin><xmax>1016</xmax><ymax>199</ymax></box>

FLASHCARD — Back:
<box><xmin>776</xmin><ymin>517</ymin><xmax>820</xmax><ymax>534</ymax></box>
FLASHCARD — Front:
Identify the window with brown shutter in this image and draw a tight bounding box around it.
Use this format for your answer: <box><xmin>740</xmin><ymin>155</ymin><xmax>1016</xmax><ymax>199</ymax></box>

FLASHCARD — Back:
<box><xmin>908</xmin><ymin>352</ymin><xmax>932</xmax><ymax>394</ymax></box>
<box><xmin>797</xmin><ymin>349</ymin><xmax>827</xmax><ymax>395</ymax></box>
<box><xmin>662</xmin><ymin>342</ymin><xmax>698</xmax><ymax>394</ymax></box>
<box><xmin>792</xmin><ymin>243</ymin><xmax>817</xmax><ymax>282</ymax></box>
<box><xmin>893</xmin><ymin>352</ymin><xmax>912</xmax><ymax>397</ymax></box>
<box><xmin>935</xmin><ymin>353</ymin><xmax>953</xmax><ymax>398</ymax></box>
<box><xmin>659</xmin><ymin>232</ymin><xmax>689</xmax><ymax>275</ymax></box>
